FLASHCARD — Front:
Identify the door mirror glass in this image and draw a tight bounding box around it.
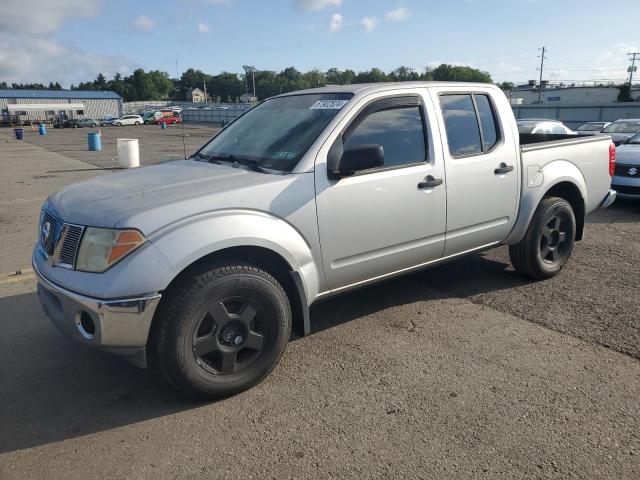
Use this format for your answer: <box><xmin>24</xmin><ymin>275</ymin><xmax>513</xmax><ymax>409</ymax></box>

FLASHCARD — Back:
<box><xmin>338</xmin><ymin>144</ymin><xmax>384</xmax><ymax>176</ymax></box>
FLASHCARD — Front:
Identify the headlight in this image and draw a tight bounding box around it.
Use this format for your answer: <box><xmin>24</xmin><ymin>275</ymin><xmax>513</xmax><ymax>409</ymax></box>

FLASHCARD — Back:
<box><xmin>76</xmin><ymin>228</ymin><xmax>146</xmax><ymax>272</ymax></box>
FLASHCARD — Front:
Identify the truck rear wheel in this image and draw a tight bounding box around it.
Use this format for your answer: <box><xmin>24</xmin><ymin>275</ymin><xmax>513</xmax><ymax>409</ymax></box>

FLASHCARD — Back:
<box><xmin>509</xmin><ymin>196</ymin><xmax>576</xmax><ymax>280</ymax></box>
<box><xmin>150</xmin><ymin>261</ymin><xmax>291</xmax><ymax>400</ymax></box>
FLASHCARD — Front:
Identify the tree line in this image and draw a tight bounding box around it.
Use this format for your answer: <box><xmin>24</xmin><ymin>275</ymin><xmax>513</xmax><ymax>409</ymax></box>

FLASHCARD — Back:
<box><xmin>0</xmin><ymin>64</ymin><xmax>493</xmax><ymax>102</ymax></box>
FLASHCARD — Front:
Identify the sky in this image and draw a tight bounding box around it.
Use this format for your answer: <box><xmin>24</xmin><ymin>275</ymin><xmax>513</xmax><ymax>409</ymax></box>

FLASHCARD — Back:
<box><xmin>0</xmin><ymin>0</ymin><xmax>638</xmax><ymax>88</ymax></box>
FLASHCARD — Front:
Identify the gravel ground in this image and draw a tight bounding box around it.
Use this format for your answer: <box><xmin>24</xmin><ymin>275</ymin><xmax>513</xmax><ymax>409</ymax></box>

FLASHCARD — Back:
<box><xmin>411</xmin><ymin>199</ymin><xmax>640</xmax><ymax>360</ymax></box>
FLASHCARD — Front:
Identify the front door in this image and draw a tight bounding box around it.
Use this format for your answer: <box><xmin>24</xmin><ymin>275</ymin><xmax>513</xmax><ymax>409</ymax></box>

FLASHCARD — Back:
<box><xmin>315</xmin><ymin>93</ymin><xmax>447</xmax><ymax>291</ymax></box>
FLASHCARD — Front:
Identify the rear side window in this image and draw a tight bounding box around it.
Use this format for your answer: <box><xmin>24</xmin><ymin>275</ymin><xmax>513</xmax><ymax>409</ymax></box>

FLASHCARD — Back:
<box><xmin>343</xmin><ymin>105</ymin><xmax>426</xmax><ymax>168</ymax></box>
<box><xmin>440</xmin><ymin>93</ymin><xmax>501</xmax><ymax>158</ymax></box>
<box><xmin>474</xmin><ymin>95</ymin><xmax>499</xmax><ymax>151</ymax></box>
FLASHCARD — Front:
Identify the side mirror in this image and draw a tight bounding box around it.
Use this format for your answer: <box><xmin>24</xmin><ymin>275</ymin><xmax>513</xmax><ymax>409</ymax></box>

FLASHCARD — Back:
<box><xmin>328</xmin><ymin>142</ymin><xmax>384</xmax><ymax>178</ymax></box>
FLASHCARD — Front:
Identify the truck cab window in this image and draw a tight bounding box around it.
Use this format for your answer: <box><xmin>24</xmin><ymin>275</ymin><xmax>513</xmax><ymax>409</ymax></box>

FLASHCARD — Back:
<box><xmin>475</xmin><ymin>94</ymin><xmax>499</xmax><ymax>151</ymax></box>
<box><xmin>440</xmin><ymin>94</ymin><xmax>482</xmax><ymax>157</ymax></box>
<box><xmin>343</xmin><ymin>105</ymin><xmax>426</xmax><ymax>169</ymax></box>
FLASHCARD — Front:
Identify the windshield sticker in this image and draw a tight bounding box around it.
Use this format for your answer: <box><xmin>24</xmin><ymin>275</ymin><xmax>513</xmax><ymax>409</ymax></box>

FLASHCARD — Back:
<box><xmin>273</xmin><ymin>151</ymin><xmax>296</xmax><ymax>160</ymax></box>
<box><xmin>309</xmin><ymin>99</ymin><xmax>349</xmax><ymax>110</ymax></box>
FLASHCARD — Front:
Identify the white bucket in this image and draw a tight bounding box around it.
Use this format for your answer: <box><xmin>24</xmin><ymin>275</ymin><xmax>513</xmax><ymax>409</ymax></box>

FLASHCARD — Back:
<box><xmin>117</xmin><ymin>138</ymin><xmax>140</xmax><ymax>168</ymax></box>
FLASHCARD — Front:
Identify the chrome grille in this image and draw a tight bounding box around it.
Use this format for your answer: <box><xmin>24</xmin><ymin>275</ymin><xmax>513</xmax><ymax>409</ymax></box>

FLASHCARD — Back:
<box><xmin>39</xmin><ymin>207</ymin><xmax>84</xmax><ymax>269</ymax></box>
<box><xmin>57</xmin><ymin>225</ymin><xmax>84</xmax><ymax>266</ymax></box>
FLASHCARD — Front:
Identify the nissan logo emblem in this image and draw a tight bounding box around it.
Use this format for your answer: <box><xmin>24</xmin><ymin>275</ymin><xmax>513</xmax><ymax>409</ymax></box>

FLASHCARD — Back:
<box><xmin>41</xmin><ymin>221</ymin><xmax>51</xmax><ymax>245</ymax></box>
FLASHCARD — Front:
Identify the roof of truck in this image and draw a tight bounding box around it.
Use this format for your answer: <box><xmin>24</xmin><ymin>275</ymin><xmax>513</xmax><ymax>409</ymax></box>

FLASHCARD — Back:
<box><xmin>278</xmin><ymin>82</ymin><xmax>497</xmax><ymax>97</ymax></box>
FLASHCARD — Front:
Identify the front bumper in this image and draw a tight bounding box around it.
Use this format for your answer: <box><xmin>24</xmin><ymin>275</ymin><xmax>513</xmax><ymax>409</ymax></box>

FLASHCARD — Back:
<box><xmin>33</xmin><ymin>261</ymin><xmax>161</xmax><ymax>368</ymax></box>
<box><xmin>611</xmin><ymin>178</ymin><xmax>640</xmax><ymax>199</ymax></box>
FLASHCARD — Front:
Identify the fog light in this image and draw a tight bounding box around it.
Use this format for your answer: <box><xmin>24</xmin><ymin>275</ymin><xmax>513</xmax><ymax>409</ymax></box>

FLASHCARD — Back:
<box><xmin>77</xmin><ymin>311</ymin><xmax>95</xmax><ymax>339</ymax></box>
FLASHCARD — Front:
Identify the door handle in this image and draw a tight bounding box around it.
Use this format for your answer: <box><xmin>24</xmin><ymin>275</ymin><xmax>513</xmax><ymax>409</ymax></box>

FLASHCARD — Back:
<box><xmin>494</xmin><ymin>163</ymin><xmax>514</xmax><ymax>175</ymax></box>
<box><xmin>418</xmin><ymin>176</ymin><xmax>443</xmax><ymax>189</ymax></box>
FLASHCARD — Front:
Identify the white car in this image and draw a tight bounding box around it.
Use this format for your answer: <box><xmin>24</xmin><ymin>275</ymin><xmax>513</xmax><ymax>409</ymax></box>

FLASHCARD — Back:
<box><xmin>112</xmin><ymin>115</ymin><xmax>144</xmax><ymax>126</ymax></box>
<box><xmin>517</xmin><ymin>119</ymin><xmax>576</xmax><ymax>135</ymax></box>
<box><xmin>611</xmin><ymin>131</ymin><xmax>640</xmax><ymax>199</ymax></box>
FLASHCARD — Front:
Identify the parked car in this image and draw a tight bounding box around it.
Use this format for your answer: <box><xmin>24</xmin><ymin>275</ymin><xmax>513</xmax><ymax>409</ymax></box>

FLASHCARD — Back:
<box><xmin>157</xmin><ymin>115</ymin><xmax>181</xmax><ymax>125</ymax></box>
<box><xmin>52</xmin><ymin>118</ymin><xmax>98</xmax><ymax>128</ymax></box>
<box><xmin>600</xmin><ymin>119</ymin><xmax>640</xmax><ymax>146</ymax></box>
<box><xmin>142</xmin><ymin>112</ymin><xmax>157</xmax><ymax>125</ymax></box>
<box><xmin>112</xmin><ymin>115</ymin><xmax>143</xmax><ymax>126</ymax></box>
<box><xmin>516</xmin><ymin>119</ymin><xmax>576</xmax><ymax>135</ymax></box>
<box><xmin>33</xmin><ymin>83</ymin><xmax>616</xmax><ymax>400</ymax></box>
<box><xmin>575</xmin><ymin>121</ymin><xmax>611</xmax><ymax>136</ymax></box>
<box><xmin>611</xmin><ymin>131</ymin><xmax>640</xmax><ymax>198</ymax></box>
<box><xmin>100</xmin><ymin>116</ymin><xmax>117</xmax><ymax>126</ymax></box>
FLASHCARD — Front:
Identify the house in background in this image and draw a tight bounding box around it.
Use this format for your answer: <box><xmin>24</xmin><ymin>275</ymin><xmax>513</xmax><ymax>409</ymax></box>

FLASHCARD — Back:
<box><xmin>188</xmin><ymin>88</ymin><xmax>210</xmax><ymax>103</ymax></box>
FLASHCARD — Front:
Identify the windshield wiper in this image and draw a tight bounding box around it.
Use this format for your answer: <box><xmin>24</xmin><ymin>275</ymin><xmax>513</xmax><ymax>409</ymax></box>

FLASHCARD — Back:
<box><xmin>208</xmin><ymin>154</ymin><xmax>270</xmax><ymax>173</ymax></box>
<box><xmin>190</xmin><ymin>152</ymin><xmax>213</xmax><ymax>161</ymax></box>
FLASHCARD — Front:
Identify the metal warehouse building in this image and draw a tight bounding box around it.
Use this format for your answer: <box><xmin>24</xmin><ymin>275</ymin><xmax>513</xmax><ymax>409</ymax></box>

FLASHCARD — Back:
<box><xmin>0</xmin><ymin>90</ymin><xmax>122</xmax><ymax>126</ymax></box>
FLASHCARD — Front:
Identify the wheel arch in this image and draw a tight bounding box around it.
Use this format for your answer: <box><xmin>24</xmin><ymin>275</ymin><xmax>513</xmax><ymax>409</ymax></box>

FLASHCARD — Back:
<box><xmin>505</xmin><ymin>160</ymin><xmax>587</xmax><ymax>244</ymax></box>
<box><xmin>152</xmin><ymin>245</ymin><xmax>311</xmax><ymax>340</ymax></box>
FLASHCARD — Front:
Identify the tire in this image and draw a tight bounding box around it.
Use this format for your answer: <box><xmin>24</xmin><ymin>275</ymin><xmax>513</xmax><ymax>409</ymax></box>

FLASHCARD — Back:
<box><xmin>116</xmin><ymin>122</ymin><xmax>122</xmax><ymax>127</ymax></box>
<box><xmin>150</xmin><ymin>261</ymin><xmax>291</xmax><ymax>400</ymax></box>
<box><xmin>135</xmin><ymin>121</ymin><xmax>140</xmax><ymax>125</ymax></box>
<box><xmin>509</xmin><ymin>196</ymin><xmax>576</xmax><ymax>280</ymax></box>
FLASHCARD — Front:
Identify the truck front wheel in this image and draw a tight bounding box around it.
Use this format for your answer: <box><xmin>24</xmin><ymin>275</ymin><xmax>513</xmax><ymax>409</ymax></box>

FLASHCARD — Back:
<box><xmin>150</xmin><ymin>261</ymin><xmax>291</xmax><ymax>399</ymax></box>
<box><xmin>509</xmin><ymin>196</ymin><xmax>576</xmax><ymax>280</ymax></box>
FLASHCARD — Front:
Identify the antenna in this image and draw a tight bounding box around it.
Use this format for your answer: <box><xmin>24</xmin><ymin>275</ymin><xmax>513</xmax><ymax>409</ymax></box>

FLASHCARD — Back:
<box><xmin>175</xmin><ymin>59</ymin><xmax>187</xmax><ymax>160</ymax></box>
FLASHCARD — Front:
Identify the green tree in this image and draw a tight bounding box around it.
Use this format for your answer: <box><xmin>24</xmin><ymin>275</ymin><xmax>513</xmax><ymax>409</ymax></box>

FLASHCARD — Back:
<box><xmin>430</xmin><ymin>64</ymin><xmax>492</xmax><ymax>83</ymax></box>
<box><xmin>618</xmin><ymin>84</ymin><xmax>633</xmax><ymax>102</ymax></box>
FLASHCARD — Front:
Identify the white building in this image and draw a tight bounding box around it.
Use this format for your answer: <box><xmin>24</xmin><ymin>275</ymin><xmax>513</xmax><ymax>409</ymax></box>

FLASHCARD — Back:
<box><xmin>508</xmin><ymin>85</ymin><xmax>640</xmax><ymax>105</ymax></box>
<box><xmin>0</xmin><ymin>89</ymin><xmax>122</xmax><ymax>125</ymax></box>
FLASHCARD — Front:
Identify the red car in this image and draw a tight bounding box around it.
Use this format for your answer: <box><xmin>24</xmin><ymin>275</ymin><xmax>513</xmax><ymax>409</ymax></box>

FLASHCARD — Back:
<box><xmin>157</xmin><ymin>115</ymin><xmax>181</xmax><ymax>125</ymax></box>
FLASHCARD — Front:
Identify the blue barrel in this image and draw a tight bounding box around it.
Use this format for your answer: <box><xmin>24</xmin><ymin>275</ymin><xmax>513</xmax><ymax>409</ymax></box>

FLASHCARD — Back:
<box><xmin>160</xmin><ymin>122</ymin><xmax>167</xmax><ymax>129</ymax></box>
<box><xmin>88</xmin><ymin>132</ymin><xmax>102</xmax><ymax>151</ymax></box>
<box><xmin>39</xmin><ymin>123</ymin><xmax>47</xmax><ymax>136</ymax></box>
<box><xmin>14</xmin><ymin>128</ymin><xmax>24</xmax><ymax>140</ymax></box>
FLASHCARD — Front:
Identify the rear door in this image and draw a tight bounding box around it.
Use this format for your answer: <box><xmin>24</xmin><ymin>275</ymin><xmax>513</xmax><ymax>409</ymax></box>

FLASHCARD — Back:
<box><xmin>315</xmin><ymin>91</ymin><xmax>447</xmax><ymax>291</ymax></box>
<box><xmin>430</xmin><ymin>88</ymin><xmax>520</xmax><ymax>255</ymax></box>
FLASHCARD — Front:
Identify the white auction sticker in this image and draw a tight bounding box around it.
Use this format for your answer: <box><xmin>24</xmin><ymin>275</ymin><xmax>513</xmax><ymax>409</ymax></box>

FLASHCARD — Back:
<box><xmin>309</xmin><ymin>99</ymin><xmax>349</xmax><ymax>110</ymax></box>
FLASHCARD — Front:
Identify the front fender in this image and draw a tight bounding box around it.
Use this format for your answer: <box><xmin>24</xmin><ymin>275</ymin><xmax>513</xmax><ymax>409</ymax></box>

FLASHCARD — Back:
<box><xmin>149</xmin><ymin>209</ymin><xmax>323</xmax><ymax>304</ymax></box>
<box><xmin>504</xmin><ymin>160</ymin><xmax>586</xmax><ymax>244</ymax></box>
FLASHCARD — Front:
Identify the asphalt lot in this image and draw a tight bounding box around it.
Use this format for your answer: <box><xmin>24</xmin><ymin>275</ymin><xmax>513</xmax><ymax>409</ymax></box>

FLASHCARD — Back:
<box><xmin>18</xmin><ymin>123</ymin><xmax>219</xmax><ymax>168</ymax></box>
<box><xmin>0</xmin><ymin>128</ymin><xmax>639</xmax><ymax>479</ymax></box>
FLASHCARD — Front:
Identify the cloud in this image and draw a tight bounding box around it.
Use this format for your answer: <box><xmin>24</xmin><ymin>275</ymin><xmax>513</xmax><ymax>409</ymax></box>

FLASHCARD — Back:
<box><xmin>131</xmin><ymin>15</ymin><xmax>156</xmax><ymax>31</ymax></box>
<box><xmin>294</xmin><ymin>0</ymin><xmax>341</xmax><ymax>11</ymax></box>
<box><xmin>197</xmin><ymin>22</ymin><xmax>211</xmax><ymax>33</ymax></box>
<box><xmin>0</xmin><ymin>0</ymin><xmax>103</xmax><ymax>34</ymax></box>
<box><xmin>0</xmin><ymin>36</ymin><xmax>135</xmax><ymax>87</ymax></box>
<box><xmin>360</xmin><ymin>16</ymin><xmax>378</xmax><ymax>32</ymax></box>
<box><xmin>385</xmin><ymin>6</ymin><xmax>409</xmax><ymax>22</ymax></box>
<box><xmin>329</xmin><ymin>13</ymin><xmax>343</xmax><ymax>32</ymax></box>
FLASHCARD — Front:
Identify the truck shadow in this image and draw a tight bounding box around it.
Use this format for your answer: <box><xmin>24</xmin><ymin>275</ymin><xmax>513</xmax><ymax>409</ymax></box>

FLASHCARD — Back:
<box><xmin>0</xmin><ymin>252</ymin><xmax>527</xmax><ymax>454</ymax></box>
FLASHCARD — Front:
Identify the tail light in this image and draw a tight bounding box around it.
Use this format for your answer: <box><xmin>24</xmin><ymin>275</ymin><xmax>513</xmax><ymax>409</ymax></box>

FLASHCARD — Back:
<box><xmin>609</xmin><ymin>143</ymin><xmax>616</xmax><ymax>177</ymax></box>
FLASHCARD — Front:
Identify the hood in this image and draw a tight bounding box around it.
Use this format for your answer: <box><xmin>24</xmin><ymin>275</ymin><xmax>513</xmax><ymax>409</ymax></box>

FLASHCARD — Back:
<box><xmin>48</xmin><ymin>160</ymin><xmax>305</xmax><ymax>233</ymax></box>
<box><xmin>615</xmin><ymin>144</ymin><xmax>640</xmax><ymax>165</ymax></box>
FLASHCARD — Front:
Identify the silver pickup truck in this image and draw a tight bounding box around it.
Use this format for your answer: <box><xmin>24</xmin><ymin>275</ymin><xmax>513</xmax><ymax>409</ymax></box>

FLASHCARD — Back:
<box><xmin>34</xmin><ymin>82</ymin><xmax>617</xmax><ymax>399</ymax></box>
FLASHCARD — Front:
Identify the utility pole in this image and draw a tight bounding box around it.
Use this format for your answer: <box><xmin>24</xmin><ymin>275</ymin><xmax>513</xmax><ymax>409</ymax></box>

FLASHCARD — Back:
<box><xmin>203</xmin><ymin>80</ymin><xmax>208</xmax><ymax>104</ymax></box>
<box><xmin>252</xmin><ymin>71</ymin><xmax>256</xmax><ymax>101</ymax></box>
<box><xmin>628</xmin><ymin>52</ymin><xmax>640</xmax><ymax>86</ymax></box>
<box><xmin>537</xmin><ymin>46</ymin><xmax>546</xmax><ymax>104</ymax></box>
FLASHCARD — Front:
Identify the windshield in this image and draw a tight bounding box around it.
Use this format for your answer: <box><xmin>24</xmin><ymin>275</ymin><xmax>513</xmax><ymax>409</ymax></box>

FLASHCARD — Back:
<box><xmin>602</xmin><ymin>121</ymin><xmax>640</xmax><ymax>134</ymax></box>
<box><xmin>627</xmin><ymin>132</ymin><xmax>640</xmax><ymax>144</ymax></box>
<box><xmin>517</xmin><ymin>123</ymin><xmax>536</xmax><ymax>134</ymax></box>
<box><xmin>197</xmin><ymin>93</ymin><xmax>353</xmax><ymax>172</ymax></box>
<box><xmin>577</xmin><ymin>123</ymin><xmax>604</xmax><ymax>131</ymax></box>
